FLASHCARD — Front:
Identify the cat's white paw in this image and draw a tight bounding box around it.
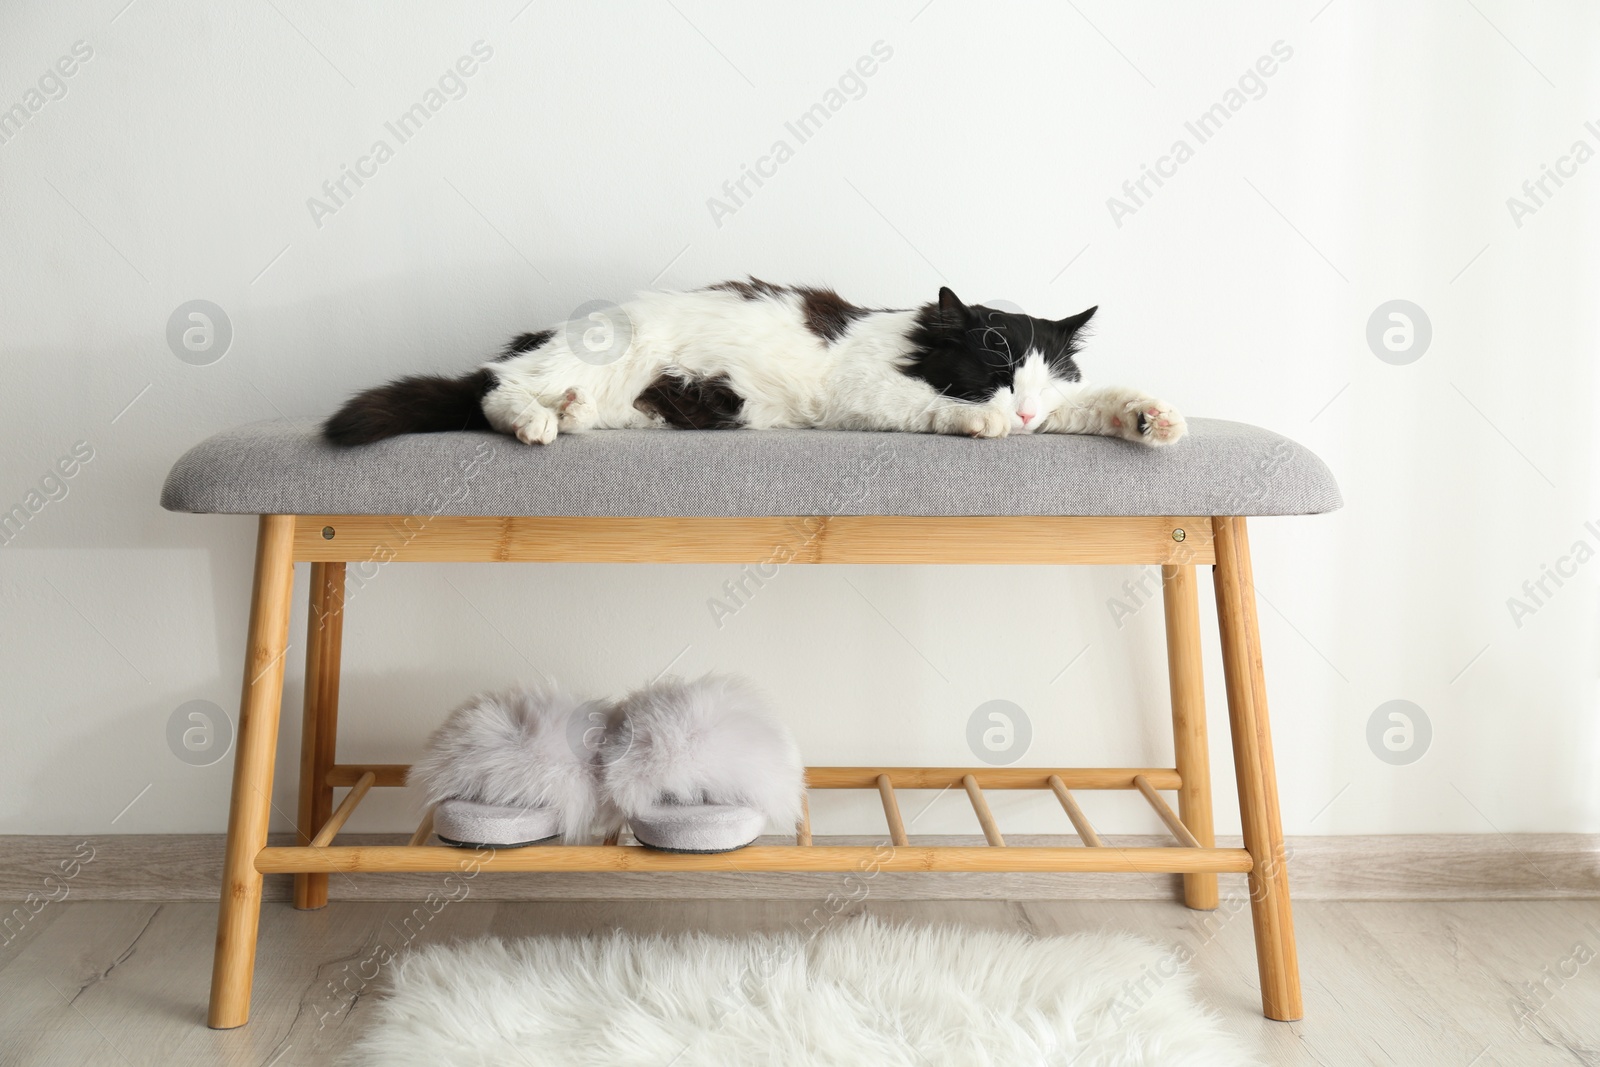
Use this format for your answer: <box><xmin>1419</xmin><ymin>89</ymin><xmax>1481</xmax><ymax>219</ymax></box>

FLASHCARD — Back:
<box><xmin>511</xmin><ymin>403</ymin><xmax>559</xmax><ymax>445</ymax></box>
<box><xmin>962</xmin><ymin>406</ymin><xmax>1011</xmax><ymax>439</ymax></box>
<box><xmin>1119</xmin><ymin>398</ymin><xmax>1185</xmax><ymax>446</ymax></box>
<box><xmin>557</xmin><ymin>389</ymin><xmax>595</xmax><ymax>432</ymax></box>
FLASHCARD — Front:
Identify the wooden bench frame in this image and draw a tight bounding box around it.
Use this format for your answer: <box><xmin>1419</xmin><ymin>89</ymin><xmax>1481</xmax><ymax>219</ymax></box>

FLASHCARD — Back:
<box><xmin>206</xmin><ymin>512</ymin><xmax>1302</xmax><ymax>1027</ymax></box>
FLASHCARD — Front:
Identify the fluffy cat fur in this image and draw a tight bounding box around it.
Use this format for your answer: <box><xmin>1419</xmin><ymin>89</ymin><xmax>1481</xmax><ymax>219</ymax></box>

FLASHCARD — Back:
<box><xmin>598</xmin><ymin>674</ymin><xmax>804</xmax><ymax>834</ymax></box>
<box><xmin>406</xmin><ymin>684</ymin><xmax>607</xmax><ymax>844</ymax></box>
<box><xmin>324</xmin><ymin>280</ymin><xmax>1185</xmax><ymax>448</ymax></box>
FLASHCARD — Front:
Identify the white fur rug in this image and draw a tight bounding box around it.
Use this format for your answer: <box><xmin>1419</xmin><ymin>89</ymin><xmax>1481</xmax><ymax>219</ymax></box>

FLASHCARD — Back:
<box><xmin>344</xmin><ymin>918</ymin><xmax>1258</xmax><ymax>1066</ymax></box>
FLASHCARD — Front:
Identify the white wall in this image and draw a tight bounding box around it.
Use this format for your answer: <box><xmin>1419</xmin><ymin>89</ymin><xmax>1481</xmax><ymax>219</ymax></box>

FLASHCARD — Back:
<box><xmin>2</xmin><ymin>0</ymin><xmax>1595</xmax><ymax>840</ymax></box>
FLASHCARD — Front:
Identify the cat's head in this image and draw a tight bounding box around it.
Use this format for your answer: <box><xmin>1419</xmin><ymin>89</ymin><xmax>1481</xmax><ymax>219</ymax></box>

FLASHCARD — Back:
<box><xmin>909</xmin><ymin>287</ymin><xmax>1096</xmax><ymax>434</ymax></box>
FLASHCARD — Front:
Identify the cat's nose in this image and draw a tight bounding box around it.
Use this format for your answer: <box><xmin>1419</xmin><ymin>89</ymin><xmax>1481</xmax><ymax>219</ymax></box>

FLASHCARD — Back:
<box><xmin>1018</xmin><ymin>411</ymin><xmax>1035</xmax><ymax>425</ymax></box>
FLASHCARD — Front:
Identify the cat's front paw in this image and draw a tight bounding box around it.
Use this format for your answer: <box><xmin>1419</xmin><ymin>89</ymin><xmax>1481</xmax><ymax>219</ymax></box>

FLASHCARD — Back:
<box><xmin>1121</xmin><ymin>398</ymin><xmax>1185</xmax><ymax>446</ymax></box>
<box><xmin>511</xmin><ymin>403</ymin><xmax>559</xmax><ymax>445</ymax></box>
<box><xmin>557</xmin><ymin>389</ymin><xmax>595</xmax><ymax>432</ymax></box>
<box><xmin>961</xmin><ymin>406</ymin><xmax>1011</xmax><ymax>439</ymax></box>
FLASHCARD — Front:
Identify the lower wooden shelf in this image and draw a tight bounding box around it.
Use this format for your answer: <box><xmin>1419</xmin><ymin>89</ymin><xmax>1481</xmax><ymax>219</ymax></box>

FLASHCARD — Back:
<box><xmin>278</xmin><ymin>765</ymin><xmax>1240</xmax><ymax>876</ymax></box>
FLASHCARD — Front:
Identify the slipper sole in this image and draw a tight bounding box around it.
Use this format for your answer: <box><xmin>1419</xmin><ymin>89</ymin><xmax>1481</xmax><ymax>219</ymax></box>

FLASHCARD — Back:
<box><xmin>435</xmin><ymin>833</ymin><xmax>560</xmax><ymax>849</ymax></box>
<box><xmin>433</xmin><ymin>797</ymin><xmax>563</xmax><ymax>849</ymax></box>
<box><xmin>628</xmin><ymin>802</ymin><xmax>767</xmax><ymax>854</ymax></box>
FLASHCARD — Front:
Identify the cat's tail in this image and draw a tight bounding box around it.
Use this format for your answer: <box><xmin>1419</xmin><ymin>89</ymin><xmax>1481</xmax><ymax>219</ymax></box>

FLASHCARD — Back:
<box><xmin>323</xmin><ymin>368</ymin><xmax>495</xmax><ymax>446</ymax></box>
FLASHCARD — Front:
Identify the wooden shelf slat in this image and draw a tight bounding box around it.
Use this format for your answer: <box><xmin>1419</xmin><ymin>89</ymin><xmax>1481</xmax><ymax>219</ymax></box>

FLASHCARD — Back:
<box><xmin>1134</xmin><ymin>774</ymin><xmax>1203</xmax><ymax>848</ymax></box>
<box><xmin>1048</xmin><ymin>774</ymin><xmax>1104</xmax><ymax>847</ymax></box>
<box><xmin>256</xmin><ymin>843</ymin><xmax>1253</xmax><ymax>875</ymax></box>
<box><xmin>962</xmin><ymin>775</ymin><xmax>1005</xmax><ymax>847</ymax></box>
<box><xmin>406</xmin><ymin>806</ymin><xmax>435</xmax><ymax>847</ymax></box>
<box><xmin>327</xmin><ymin>764</ymin><xmax>1183</xmax><ymax>791</ymax></box>
<box><xmin>877</xmin><ymin>775</ymin><xmax>910</xmax><ymax>846</ymax></box>
<box><xmin>310</xmin><ymin>772</ymin><xmax>375</xmax><ymax>848</ymax></box>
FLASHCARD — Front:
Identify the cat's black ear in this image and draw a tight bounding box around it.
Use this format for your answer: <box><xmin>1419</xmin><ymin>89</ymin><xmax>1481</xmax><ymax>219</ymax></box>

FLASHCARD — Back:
<box><xmin>937</xmin><ymin>286</ymin><xmax>969</xmax><ymax>322</ymax></box>
<box><xmin>1057</xmin><ymin>305</ymin><xmax>1097</xmax><ymax>333</ymax></box>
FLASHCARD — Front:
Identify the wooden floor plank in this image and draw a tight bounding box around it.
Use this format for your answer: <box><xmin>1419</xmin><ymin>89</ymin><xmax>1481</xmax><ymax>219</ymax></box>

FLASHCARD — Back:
<box><xmin>1</xmin><ymin>899</ymin><xmax>1597</xmax><ymax>1064</ymax></box>
<box><xmin>1346</xmin><ymin>900</ymin><xmax>1600</xmax><ymax>1066</ymax></box>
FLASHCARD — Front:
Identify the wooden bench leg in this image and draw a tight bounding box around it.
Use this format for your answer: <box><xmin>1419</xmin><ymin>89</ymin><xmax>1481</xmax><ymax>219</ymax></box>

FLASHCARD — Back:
<box><xmin>1211</xmin><ymin>517</ymin><xmax>1303</xmax><ymax>1021</ymax></box>
<box><xmin>208</xmin><ymin>515</ymin><xmax>297</xmax><ymax>1029</ymax></box>
<box><xmin>294</xmin><ymin>562</ymin><xmax>344</xmax><ymax>910</ymax></box>
<box><xmin>1162</xmin><ymin>563</ymin><xmax>1218</xmax><ymax>910</ymax></box>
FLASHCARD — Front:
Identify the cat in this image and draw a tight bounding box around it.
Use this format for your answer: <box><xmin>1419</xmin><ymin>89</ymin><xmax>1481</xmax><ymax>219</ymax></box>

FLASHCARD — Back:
<box><xmin>323</xmin><ymin>279</ymin><xmax>1185</xmax><ymax>447</ymax></box>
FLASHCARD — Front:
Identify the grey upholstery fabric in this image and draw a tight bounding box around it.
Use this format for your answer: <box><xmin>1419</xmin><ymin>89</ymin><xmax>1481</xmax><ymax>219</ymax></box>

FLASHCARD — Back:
<box><xmin>160</xmin><ymin>418</ymin><xmax>1341</xmax><ymax>517</ymax></box>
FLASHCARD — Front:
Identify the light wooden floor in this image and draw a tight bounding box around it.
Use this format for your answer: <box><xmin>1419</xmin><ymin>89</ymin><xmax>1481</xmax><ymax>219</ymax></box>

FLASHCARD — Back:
<box><xmin>1</xmin><ymin>897</ymin><xmax>1596</xmax><ymax>1065</ymax></box>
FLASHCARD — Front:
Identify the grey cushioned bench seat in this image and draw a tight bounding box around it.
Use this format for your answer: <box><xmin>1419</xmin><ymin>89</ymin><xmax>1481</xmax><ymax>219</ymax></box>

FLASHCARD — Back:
<box><xmin>185</xmin><ymin>414</ymin><xmax>1334</xmax><ymax>1029</ymax></box>
<box><xmin>160</xmin><ymin>417</ymin><xmax>1340</xmax><ymax>518</ymax></box>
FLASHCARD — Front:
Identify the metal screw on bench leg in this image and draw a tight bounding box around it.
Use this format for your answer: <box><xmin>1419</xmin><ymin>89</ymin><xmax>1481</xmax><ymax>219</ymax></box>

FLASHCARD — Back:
<box><xmin>322</xmin><ymin>526</ymin><xmax>335</xmax><ymax>540</ymax></box>
<box><xmin>1172</xmin><ymin>528</ymin><xmax>1186</xmax><ymax>542</ymax></box>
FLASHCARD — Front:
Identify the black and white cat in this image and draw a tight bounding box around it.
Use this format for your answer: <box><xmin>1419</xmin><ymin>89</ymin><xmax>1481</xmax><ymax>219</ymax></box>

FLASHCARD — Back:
<box><xmin>324</xmin><ymin>280</ymin><xmax>1185</xmax><ymax>447</ymax></box>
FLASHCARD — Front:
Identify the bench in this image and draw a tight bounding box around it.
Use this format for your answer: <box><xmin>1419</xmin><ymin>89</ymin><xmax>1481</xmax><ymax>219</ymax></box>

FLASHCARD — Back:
<box><xmin>162</xmin><ymin>416</ymin><xmax>1342</xmax><ymax>1028</ymax></box>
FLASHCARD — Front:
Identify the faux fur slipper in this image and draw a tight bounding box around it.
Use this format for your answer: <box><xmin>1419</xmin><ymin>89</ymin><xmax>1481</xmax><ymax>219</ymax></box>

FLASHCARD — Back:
<box><xmin>407</xmin><ymin>684</ymin><xmax>610</xmax><ymax>848</ymax></box>
<box><xmin>598</xmin><ymin>674</ymin><xmax>805</xmax><ymax>853</ymax></box>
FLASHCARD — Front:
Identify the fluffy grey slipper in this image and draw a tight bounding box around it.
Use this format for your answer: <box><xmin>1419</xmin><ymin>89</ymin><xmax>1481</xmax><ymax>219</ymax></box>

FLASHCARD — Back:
<box><xmin>408</xmin><ymin>684</ymin><xmax>610</xmax><ymax>847</ymax></box>
<box><xmin>599</xmin><ymin>674</ymin><xmax>804</xmax><ymax>853</ymax></box>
